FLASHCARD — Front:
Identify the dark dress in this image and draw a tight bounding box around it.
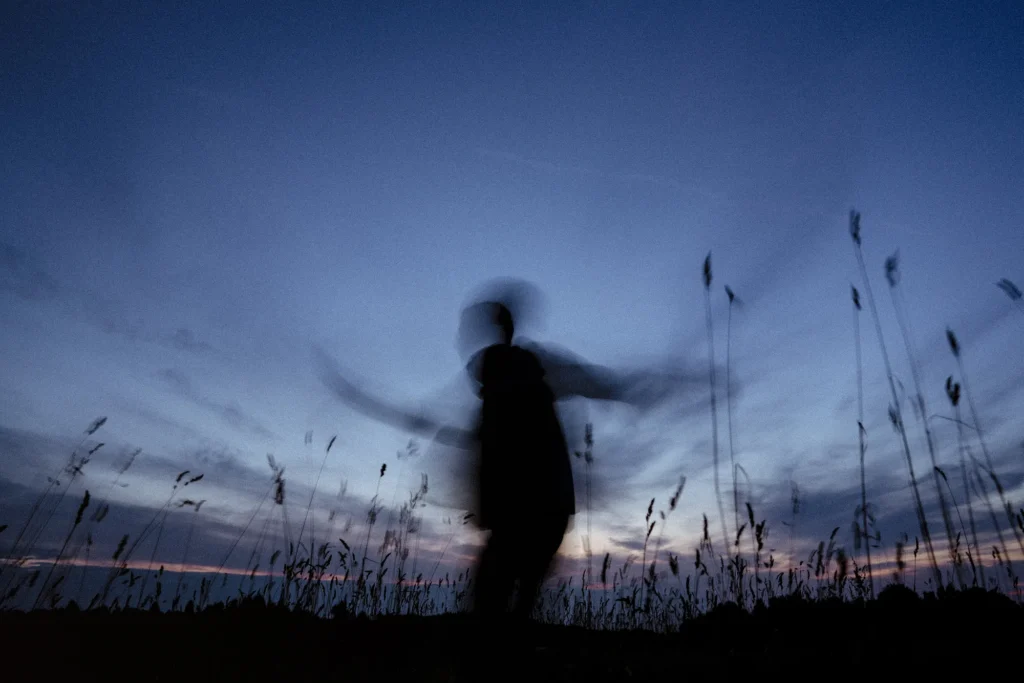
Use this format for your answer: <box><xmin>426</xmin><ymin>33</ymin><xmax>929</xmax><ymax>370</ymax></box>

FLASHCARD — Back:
<box><xmin>473</xmin><ymin>342</ymin><xmax>575</xmax><ymax>527</ymax></box>
<box><xmin>469</xmin><ymin>342</ymin><xmax>574</xmax><ymax>618</ymax></box>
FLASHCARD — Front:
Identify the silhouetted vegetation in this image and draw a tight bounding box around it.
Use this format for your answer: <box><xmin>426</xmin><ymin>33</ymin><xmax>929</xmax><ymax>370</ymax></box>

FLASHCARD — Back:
<box><xmin>2</xmin><ymin>213</ymin><xmax>1022</xmax><ymax>679</ymax></box>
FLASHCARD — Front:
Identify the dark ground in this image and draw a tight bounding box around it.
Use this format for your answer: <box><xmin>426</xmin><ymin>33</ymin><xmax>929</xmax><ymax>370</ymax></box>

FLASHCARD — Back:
<box><xmin>1</xmin><ymin>586</ymin><xmax>1017</xmax><ymax>681</ymax></box>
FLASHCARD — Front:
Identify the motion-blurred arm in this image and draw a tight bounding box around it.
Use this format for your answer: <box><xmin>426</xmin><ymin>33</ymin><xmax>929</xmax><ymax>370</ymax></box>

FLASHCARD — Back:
<box><xmin>521</xmin><ymin>340</ymin><xmax>711</xmax><ymax>408</ymax></box>
<box><xmin>313</xmin><ymin>346</ymin><xmax>475</xmax><ymax>449</ymax></box>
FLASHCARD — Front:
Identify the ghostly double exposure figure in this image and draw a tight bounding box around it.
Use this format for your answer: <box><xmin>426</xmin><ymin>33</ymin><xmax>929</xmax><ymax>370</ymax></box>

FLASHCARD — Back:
<box><xmin>464</xmin><ymin>298</ymin><xmax>574</xmax><ymax>619</ymax></box>
<box><xmin>316</xmin><ymin>278</ymin><xmax>707</xmax><ymax>622</ymax></box>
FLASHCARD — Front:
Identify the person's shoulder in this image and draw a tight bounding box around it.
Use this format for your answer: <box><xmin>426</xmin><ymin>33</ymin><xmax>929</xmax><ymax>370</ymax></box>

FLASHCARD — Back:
<box><xmin>467</xmin><ymin>343</ymin><xmax>505</xmax><ymax>380</ymax></box>
<box><xmin>509</xmin><ymin>343</ymin><xmax>546</xmax><ymax>376</ymax></box>
<box><xmin>466</xmin><ymin>347</ymin><xmax>486</xmax><ymax>382</ymax></box>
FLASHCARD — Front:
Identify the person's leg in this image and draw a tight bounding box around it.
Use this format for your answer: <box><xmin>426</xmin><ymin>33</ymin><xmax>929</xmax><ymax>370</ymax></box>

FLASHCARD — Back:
<box><xmin>462</xmin><ymin>527</ymin><xmax>521</xmax><ymax>682</ymax></box>
<box><xmin>511</xmin><ymin>513</ymin><xmax>568</xmax><ymax>622</ymax></box>
<box><xmin>472</xmin><ymin>528</ymin><xmax>516</xmax><ymax>619</ymax></box>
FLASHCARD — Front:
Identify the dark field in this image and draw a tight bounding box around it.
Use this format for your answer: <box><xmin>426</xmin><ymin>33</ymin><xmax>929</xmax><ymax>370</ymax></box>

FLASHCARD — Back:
<box><xmin>2</xmin><ymin>586</ymin><xmax>1018</xmax><ymax>681</ymax></box>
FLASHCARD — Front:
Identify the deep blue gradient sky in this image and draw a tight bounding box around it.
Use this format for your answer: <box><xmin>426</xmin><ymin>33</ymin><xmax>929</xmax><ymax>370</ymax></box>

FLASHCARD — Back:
<box><xmin>2</xmin><ymin>1</ymin><xmax>1023</xmax><ymax>587</ymax></box>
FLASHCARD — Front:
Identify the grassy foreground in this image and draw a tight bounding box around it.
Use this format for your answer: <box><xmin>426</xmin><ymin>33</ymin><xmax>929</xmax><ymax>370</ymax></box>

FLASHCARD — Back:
<box><xmin>1</xmin><ymin>586</ymin><xmax>1018</xmax><ymax>681</ymax></box>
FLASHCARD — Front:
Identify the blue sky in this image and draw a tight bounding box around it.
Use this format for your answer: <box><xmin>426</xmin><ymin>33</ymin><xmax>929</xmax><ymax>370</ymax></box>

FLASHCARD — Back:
<box><xmin>2</xmin><ymin>0</ymin><xmax>1023</xmax><ymax>599</ymax></box>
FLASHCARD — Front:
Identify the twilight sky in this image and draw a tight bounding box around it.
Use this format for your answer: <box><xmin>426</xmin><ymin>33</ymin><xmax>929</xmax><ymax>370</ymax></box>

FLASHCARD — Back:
<box><xmin>2</xmin><ymin>0</ymin><xmax>1023</xmax><ymax>597</ymax></box>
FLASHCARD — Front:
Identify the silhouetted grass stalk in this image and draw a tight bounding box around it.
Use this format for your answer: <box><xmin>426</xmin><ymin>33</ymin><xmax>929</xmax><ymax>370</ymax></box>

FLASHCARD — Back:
<box><xmin>240</xmin><ymin>499</ymin><xmax>275</xmax><ymax>597</ymax></box>
<box><xmin>946</xmin><ymin>377</ymin><xmax>985</xmax><ymax>587</ymax></box>
<box><xmin>946</xmin><ymin>328</ymin><xmax>1024</xmax><ymax>563</ymax></box>
<box><xmin>21</xmin><ymin>441</ymin><xmax>101</xmax><ymax>566</ymax></box>
<box><xmin>74</xmin><ymin>532</ymin><xmax>92</xmax><ymax>605</ymax></box>
<box><xmin>201</xmin><ymin>470</ymin><xmax>277</xmax><ymax>608</ymax></box>
<box><xmin>137</xmin><ymin>509</ymin><xmax>171</xmax><ymax>607</ymax></box>
<box><xmin>297</xmin><ymin>435</ymin><xmax>337</xmax><ymax>572</ymax></box>
<box><xmin>725</xmin><ymin>285</ymin><xmax>740</xmax><ymax>545</ymax></box>
<box><xmin>851</xmin><ymin>285</ymin><xmax>874</xmax><ymax>597</ymax></box>
<box><xmin>996</xmin><ymin>278</ymin><xmax>1023</xmax><ymax>317</ymax></box>
<box><xmin>702</xmin><ymin>252</ymin><xmax>729</xmax><ymax>563</ymax></box>
<box><xmin>934</xmin><ymin>465</ymin><xmax>972</xmax><ymax>579</ymax></box>
<box><xmin>97</xmin><ymin>475</ymin><xmax>185</xmax><ymax>606</ymax></box>
<box><xmin>0</xmin><ymin>418</ymin><xmax>104</xmax><ymax>598</ymax></box>
<box><xmin>885</xmin><ymin>253</ymin><xmax>959</xmax><ymax>584</ymax></box>
<box><xmin>138</xmin><ymin>472</ymin><xmax>203</xmax><ymax>606</ymax></box>
<box><xmin>356</xmin><ymin>463</ymin><xmax>386</xmax><ymax>609</ymax></box>
<box><xmin>32</xmin><ymin>490</ymin><xmax>89</xmax><ymax>609</ymax></box>
<box><xmin>848</xmin><ymin>210</ymin><xmax>941</xmax><ymax>587</ymax></box>
<box><xmin>173</xmin><ymin>500</ymin><xmax>204</xmax><ymax>608</ymax></box>
<box><xmin>574</xmin><ymin>423</ymin><xmax>595</xmax><ymax>618</ymax></box>
<box><xmin>968</xmin><ymin>452</ymin><xmax>1013</xmax><ymax>589</ymax></box>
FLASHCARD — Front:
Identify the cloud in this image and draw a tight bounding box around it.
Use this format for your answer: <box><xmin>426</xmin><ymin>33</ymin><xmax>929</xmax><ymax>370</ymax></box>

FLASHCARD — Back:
<box><xmin>0</xmin><ymin>243</ymin><xmax>216</xmax><ymax>360</ymax></box>
<box><xmin>110</xmin><ymin>399</ymin><xmax>210</xmax><ymax>443</ymax></box>
<box><xmin>157</xmin><ymin>368</ymin><xmax>276</xmax><ymax>440</ymax></box>
<box><xmin>98</xmin><ymin>320</ymin><xmax>216</xmax><ymax>356</ymax></box>
<box><xmin>0</xmin><ymin>424</ymin><xmax>98</xmax><ymax>490</ymax></box>
<box><xmin>608</xmin><ymin>536</ymin><xmax>648</xmax><ymax>554</ymax></box>
<box><xmin>163</xmin><ymin>328</ymin><xmax>213</xmax><ymax>354</ymax></box>
<box><xmin>159</xmin><ymin>367</ymin><xmax>192</xmax><ymax>393</ymax></box>
<box><xmin>111</xmin><ymin>443</ymin><xmax>270</xmax><ymax>500</ymax></box>
<box><xmin>0</xmin><ymin>424</ymin><xmax>64</xmax><ymax>464</ymax></box>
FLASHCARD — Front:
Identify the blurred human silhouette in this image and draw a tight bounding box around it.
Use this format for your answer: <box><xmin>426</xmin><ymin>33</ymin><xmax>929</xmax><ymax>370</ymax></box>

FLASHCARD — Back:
<box><xmin>464</xmin><ymin>299</ymin><xmax>574</xmax><ymax>622</ymax></box>
<box><xmin>314</xmin><ymin>277</ymin><xmax>712</xmax><ymax>626</ymax></box>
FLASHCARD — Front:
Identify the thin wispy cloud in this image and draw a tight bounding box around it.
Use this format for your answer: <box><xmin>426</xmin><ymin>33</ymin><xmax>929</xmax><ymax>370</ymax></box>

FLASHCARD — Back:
<box><xmin>157</xmin><ymin>368</ymin><xmax>277</xmax><ymax>441</ymax></box>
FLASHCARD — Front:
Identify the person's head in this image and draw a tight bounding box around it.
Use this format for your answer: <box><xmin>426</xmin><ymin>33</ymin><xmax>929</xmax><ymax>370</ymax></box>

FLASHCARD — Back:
<box><xmin>493</xmin><ymin>302</ymin><xmax>514</xmax><ymax>344</ymax></box>
<box><xmin>457</xmin><ymin>277</ymin><xmax>545</xmax><ymax>359</ymax></box>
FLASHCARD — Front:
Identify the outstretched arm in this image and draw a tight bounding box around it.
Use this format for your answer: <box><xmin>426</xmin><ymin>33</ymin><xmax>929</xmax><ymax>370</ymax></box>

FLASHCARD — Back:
<box><xmin>313</xmin><ymin>346</ymin><xmax>475</xmax><ymax>449</ymax></box>
<box><xmin>522</xmin><ymin>340</ymin><xmax>711</xmax><ymax>408</ymax></box>
<box><xmin>523</xmin><ymin>342</ymin><xmax>627</xmax><ymax>401</ymax></box>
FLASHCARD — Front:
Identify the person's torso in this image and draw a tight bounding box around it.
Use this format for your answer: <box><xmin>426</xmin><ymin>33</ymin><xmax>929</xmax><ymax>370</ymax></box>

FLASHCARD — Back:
<box><xmin>475</xmin><ymin>344</ymin><xmax>574</xmax><ymax>519</ymax></box>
